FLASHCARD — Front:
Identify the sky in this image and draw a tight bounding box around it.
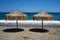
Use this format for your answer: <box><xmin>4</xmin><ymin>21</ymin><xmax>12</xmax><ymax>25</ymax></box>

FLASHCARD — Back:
<box><xmin>0</xmin><ymin>0</ymin><xmax>60</xmax><ymax>12</ymax></box>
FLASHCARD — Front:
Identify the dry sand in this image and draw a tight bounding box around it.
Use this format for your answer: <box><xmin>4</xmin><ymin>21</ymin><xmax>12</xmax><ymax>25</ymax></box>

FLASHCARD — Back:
<box><xmin>0</xmin><ymin>26</ymin><xmax>60</xmax><ymax>40</ymax></box>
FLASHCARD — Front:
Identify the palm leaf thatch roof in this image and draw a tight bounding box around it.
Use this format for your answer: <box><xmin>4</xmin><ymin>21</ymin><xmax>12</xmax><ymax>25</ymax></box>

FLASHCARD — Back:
<box><xmin>5</xmin><ymin>11</ymin><xmax>27</xmax><ymax>20</ymax></box>
<box><xmin>33</xmin><ymin>11</ymin><xmax>53</xmax><ymax>20</ymax></box>
<box><xmin>6</xmin><ymin>11</ymin><xmax>27</xmax><ymax>17</ymax></box>
<box><xmin>33</xmin><ymin>11</ymin><xmax>53</xmax><ymax>17</ymax></box>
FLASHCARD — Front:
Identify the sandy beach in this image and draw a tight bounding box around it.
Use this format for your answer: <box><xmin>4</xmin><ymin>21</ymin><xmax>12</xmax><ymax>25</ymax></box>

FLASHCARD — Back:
<box><xmin>0</xmin><ymin>26</ymin><xmax>60</xmax><ymax>40</ymax></box>
<box><xmin>0</xmin><ymin>0</ymin><xmax>60</xmax><ymax>40</ymax></box>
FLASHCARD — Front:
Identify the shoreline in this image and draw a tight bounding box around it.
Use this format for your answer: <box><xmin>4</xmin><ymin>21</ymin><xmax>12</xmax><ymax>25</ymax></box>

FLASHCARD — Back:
<box><xmin>0</xmin><ymin>20</ymin><xmax>60</xmax><ymax>27</ymax></box>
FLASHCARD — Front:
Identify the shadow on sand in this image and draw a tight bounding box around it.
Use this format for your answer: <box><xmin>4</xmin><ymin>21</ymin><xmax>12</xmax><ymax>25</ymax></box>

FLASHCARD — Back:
<box><xmin>3</xmin><ymin>28</ymin><xmax>24</xmax><ymax>32</ymax></box>
<box><xmin>29</xmin><ymin>28</ymin><xmax>49</xmax><ymax>33</ymax></box>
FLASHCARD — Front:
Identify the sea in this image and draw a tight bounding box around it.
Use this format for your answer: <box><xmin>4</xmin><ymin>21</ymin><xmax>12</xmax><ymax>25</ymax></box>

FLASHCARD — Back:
<box><xmin>0</xmin><ymin>12</ymin><xmax>60</xmax><ymax>20</ymax></box>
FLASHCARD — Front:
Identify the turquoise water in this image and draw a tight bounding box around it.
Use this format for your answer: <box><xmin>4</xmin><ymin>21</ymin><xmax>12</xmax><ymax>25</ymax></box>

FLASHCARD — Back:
<box><xmin>0</xmin><ymin>12</ymin><xmax>60</xmax><ymax>20</ymax></box>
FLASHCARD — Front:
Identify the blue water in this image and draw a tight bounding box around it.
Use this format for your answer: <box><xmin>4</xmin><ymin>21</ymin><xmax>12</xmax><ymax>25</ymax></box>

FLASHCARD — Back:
<box><xmin>0</xmin><ymin>12</ymin><xmax>60</xmax><ymax>20</ymax></box>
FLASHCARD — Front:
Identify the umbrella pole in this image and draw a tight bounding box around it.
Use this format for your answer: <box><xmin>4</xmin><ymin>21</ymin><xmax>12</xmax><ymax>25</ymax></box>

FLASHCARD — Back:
<box><xmin>42</xmin><ymin>18</ymin><xmax>43</xmax><ymax>29</ymax></box>
<box><xmin>16</xmin><ymin>17</ymin><xmax>18</xmax><ymax>30</ymax></box>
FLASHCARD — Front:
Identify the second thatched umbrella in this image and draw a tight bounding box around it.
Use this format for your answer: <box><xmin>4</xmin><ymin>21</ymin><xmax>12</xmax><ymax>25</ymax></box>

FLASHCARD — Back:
<box><xmin>5</xmin><ymin>11</ymin><xmax>27</xmax><ymax>30</ymax></box>
<box><xmin>33</xmin><ymin>11</ymin><xmax>53</xmax><ymax>29</ymax></box>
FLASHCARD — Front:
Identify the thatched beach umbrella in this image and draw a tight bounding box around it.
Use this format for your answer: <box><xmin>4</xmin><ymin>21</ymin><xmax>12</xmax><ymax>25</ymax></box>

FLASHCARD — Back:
<box><xmin>33</xmin><ymin>11</ymin><xmax>53</xmax><ymax>29</ymax></box>
<box><xmin>5</xmin><ymin>11</ymin><xmax>27</xmax><ymax>30</ymax></box>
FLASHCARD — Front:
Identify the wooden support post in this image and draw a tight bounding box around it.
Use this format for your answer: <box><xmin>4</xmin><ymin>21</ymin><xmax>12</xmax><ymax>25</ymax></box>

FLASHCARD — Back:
<box><xmin>16</xmin><ymin>16</ymin><xmax>18</xmax><ymax>30</ymax></box>
<box><xmin>42</xmin><ymin>18</ymin><xmax>43</xmax><ymax>29</ymax></box>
